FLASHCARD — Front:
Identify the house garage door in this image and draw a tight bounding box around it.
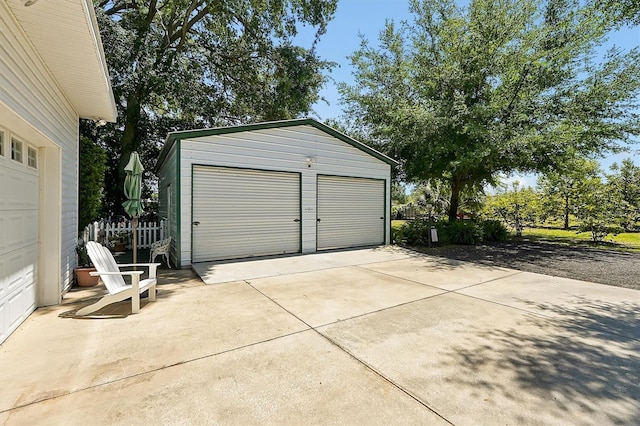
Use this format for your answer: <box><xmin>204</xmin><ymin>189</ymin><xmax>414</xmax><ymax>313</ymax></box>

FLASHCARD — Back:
<box><xmin>0</xmin><ymin>140</ymin><xmax>38</xmax><ymax>344</ymax></box>
<box><xmin>192</xmin><ymin>166</ymin><xmax>300</xmax><ymax>262</ymax></box>
<box><xmin>317</xmin><ymin>175</ymin><xmax>385</xmax><ymax>250</ymax></box>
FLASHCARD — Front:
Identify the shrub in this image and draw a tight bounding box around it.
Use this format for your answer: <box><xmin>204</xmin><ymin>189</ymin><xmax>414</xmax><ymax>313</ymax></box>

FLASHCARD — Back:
<box><xmin>441</xmin><ymin>220</ymin><xmax>483</xmax><ymax>245</ymax></box>
<box><xmin>482</xmin><ymin>220</ymin><xmax>510</xmax><ymax>242</ymax></box>
<box><xmin>391</xmin><ymin>225</ymin><xmax>404</xmax><ymax>244</ymax></box>
<box><xmin>577</xmin><ymin>220</ymin><xmax>621</xmax><ymax>243</ymax></box>
<box><xmin>400</xmin><ymin>218</ymin><xmax>507</xmax><ymax>246</ymax></box>
<box><xmin>401</xmin><ymin>219</ymin><xmax>432</xmax><ymax>245</ymax></box>
<box><xmin>434</xmin><ymin>221</ymin><xmax>449</xmax><ymax>244</ymax></box>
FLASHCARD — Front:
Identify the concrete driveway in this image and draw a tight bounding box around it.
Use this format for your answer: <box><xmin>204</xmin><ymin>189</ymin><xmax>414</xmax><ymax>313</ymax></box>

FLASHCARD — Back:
<box><xmin>1</xmin><ymin>246</ymin><xmax>638</xmax><ymax>425</ymax></box>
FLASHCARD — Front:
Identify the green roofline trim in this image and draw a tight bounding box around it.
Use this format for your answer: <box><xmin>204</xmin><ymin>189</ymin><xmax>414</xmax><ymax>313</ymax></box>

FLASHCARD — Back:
<box><xmin>155</xmin><ymin>118</ymin><xmax>397</xmax><ymax>171</ymax></box>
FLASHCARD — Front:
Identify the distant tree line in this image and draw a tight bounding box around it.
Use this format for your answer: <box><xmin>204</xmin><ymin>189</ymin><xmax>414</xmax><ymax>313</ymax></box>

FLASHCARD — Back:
<box><xmin>482</xmin><ymin>159</ymin><xmax>640</xmax><ymax>241</ymax></box>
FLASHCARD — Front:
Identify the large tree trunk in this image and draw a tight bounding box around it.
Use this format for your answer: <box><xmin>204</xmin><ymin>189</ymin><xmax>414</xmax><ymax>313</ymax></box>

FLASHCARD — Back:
<box><xmin>448</xmin><ymin>179</ymin><xmax>462</xmax><ymax>222</ymax></box>
<box><xmin>119</xmin><ymin>91</ymin><xmax>143</xmax><ymax>181</ymax></box>
<box><xmin>111</xmin><ymin>90</ymin><xmax>144</xmax><ymax>214</ymax></box>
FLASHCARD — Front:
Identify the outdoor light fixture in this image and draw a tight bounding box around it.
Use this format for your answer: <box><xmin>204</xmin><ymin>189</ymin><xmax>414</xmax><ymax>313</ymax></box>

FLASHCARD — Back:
<box><xmin>23</xmin><ymin>0</ymin><xmax>39</xmax><ymax>6</ymax></box>
<box><xmin>305</xmin><ymin>156</ymin><xmax>316</xmax><ymax>167</ymax></box>
<box><xmin>93</xmin><ymin>118</ymin><xmax>107</xmax><ymax>127</ymax></box>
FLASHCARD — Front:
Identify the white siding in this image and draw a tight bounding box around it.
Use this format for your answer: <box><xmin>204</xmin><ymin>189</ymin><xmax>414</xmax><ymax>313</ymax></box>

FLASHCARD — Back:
<box><xmin>301</xmin><ymin>171</ymin><xmax>317</xmax><ymax>252</ymax></box>
<box><xmin>0</xmin><ymin>3</ymin><xmax>80</xmax><ymax>299</ymax></box>
<box><xmin>176</xmin><ymin>125</ymin><xmax>391</xmax><ymax>267</ymax></box>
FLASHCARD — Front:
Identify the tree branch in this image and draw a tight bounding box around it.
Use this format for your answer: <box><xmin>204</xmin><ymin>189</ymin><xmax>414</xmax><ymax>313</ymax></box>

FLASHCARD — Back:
<box><xmin>146</xmin><ymin>0</ymin><xmax>157</xmax><ymax>24</ymax></box>
<box><xmin>169</xmin><ymin>1</ymin><xmax>209</xmax><ymax>51</ymax></box>
<box><xmin>500</xmin><ymin>64</ymin><xmax>530</xmax><ymax>123</ymax></box>
<box><xmin>104</xmin><ymin>1</ymin><xmax>129</xmax><ymax>16</ymax></box>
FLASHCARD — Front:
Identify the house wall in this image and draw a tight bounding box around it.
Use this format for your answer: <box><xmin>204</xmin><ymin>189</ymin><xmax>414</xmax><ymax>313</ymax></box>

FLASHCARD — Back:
<box><xmin>157</xmin><ymin>142</ymin><xmax>179</xmax><ymax>267</ymax></box>
<box><xmin>0</xmin><ymin>2</ymin><xmax>80</xmax><ymax>303</ymax></box>
<box><xmin>174</xmin><ymin>124</ymin><xmax>391</xmax><ymax>267</ymax></box>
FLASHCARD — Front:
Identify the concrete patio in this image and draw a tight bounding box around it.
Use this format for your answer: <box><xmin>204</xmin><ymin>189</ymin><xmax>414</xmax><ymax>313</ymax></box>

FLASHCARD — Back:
<box><xmin>1</xmin><ymin>247</ymin><xmax>638</xmax><ymax>425</ymax></box>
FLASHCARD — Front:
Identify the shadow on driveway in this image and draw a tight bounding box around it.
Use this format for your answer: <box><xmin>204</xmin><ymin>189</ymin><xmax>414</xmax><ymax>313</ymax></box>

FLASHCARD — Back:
<box><xmin>445</xmin><ymin>296</ymin><xmax>640</xmax><ymax>424</ymax></box>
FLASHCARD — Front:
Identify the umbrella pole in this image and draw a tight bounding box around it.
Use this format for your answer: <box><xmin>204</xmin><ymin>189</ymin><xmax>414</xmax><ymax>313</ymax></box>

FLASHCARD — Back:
<box><xmin>133</xmin><ymin>216</ymin><xmax>138</xmax><ymax>267</ymax></box>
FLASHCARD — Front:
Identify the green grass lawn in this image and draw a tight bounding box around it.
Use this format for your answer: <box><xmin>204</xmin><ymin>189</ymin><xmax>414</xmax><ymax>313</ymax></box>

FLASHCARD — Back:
<box><xmin>392</xmin><ymin>220</ymin><xmax>406</xmax><ymax>230</ymax></box>
<box><xmin>522</xmin><ymin>227</ymin><xmax>640</xmax><ymax>249</ymax></box>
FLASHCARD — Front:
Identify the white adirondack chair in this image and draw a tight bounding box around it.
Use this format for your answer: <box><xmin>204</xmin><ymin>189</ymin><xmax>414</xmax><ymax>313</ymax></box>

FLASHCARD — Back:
<box><xmin>150</xmin><ymin>237</ymin><xmax>172</xmax><ymax>268</ymax></box>
<box><xmin>76</xmin><ymin>241</ymin><xmax>159</xmax><ymax>315</ymax></box>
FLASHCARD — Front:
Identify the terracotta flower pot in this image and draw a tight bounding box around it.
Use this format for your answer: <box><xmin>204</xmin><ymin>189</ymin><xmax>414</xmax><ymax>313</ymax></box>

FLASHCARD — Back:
<box><xmin>113</xmin><ymin>242</ymin><xmax>127</xmax><ymax>252</ymax></box>
<box><xmin>75</xmin><ymin>267</ymin><xmax>99</xmax><ymax>287</ymax></box>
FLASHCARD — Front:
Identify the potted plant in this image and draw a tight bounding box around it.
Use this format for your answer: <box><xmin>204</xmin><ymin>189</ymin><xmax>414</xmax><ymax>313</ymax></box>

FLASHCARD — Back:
<box><xmin>75</xmin><ymin>239</ymin><xmax>99</xmax><ymax>287</ymax></box>
<box><xmin>108</xmin><ymin>231</ymin><xmax>130</xmax><ymax>252</ymax></box>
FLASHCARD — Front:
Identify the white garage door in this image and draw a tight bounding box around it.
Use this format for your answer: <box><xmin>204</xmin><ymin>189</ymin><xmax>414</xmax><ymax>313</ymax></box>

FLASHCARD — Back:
<box><xmin>0</xmin><ymin>138</ymin><xmax>38</xmax><ymax>344</ymax></box>
<box><xmin>192</xmin><ymin>166</ymin><xmax>301</xmax><ymax>262</ymax></box>
<box><xmin>317</xmin><ymin>175</ymin><xmax>385</xmax><ymax>250</ymax></box>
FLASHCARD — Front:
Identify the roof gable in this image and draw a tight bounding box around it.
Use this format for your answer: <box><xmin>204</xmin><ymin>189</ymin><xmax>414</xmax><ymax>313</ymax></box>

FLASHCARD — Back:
<box><xmin>156</xmin><ymin>118</ymin><xmax>397</xmax><ymax>170</ymax></box>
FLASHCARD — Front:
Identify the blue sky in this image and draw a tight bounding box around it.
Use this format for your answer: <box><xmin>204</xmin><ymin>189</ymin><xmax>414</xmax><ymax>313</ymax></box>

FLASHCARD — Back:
<box><xmin>298</xmin><ymin>0</ymin><xmax>640</xmax><ymax>186</ymax></box>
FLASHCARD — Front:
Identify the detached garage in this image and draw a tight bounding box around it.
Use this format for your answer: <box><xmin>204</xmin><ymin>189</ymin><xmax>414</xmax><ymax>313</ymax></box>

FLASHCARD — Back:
<box><xmin>156</xmin><ymin>119</ymin><xmax>396</xmax><ymax>268</ymax></box>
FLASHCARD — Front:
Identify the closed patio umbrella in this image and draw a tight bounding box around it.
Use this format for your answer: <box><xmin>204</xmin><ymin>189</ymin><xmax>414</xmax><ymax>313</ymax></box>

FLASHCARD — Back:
<box><xmin>122</xmin><ymin>151</ymin><xmax>144</xmax><ymax>264</ymax></box>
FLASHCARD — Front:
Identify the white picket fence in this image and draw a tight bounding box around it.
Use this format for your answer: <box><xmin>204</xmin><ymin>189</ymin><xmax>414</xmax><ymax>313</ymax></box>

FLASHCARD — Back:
<box><xmin>82</xmin><ymin>219</ymin><xmax>167</xmax><ymax>249</ymax></box>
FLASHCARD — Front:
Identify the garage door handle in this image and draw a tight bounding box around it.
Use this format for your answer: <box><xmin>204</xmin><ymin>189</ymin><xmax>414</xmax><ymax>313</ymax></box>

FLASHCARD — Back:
<box><xmin>380</xmin><ymin>217</ymin><xmax>384</xmax><ymax>219</ymax></box>
<box><xmin>317</xmin><ymin>218</ymin><xmax>321</xmax><ymax>222</ymax></box>
<box><xmin>293</xmin><ymin>219</ymin><xmax>300</xmax><ymax>222</ymax></box>
<box><xmin>193</xmin><ymin>221</ymin><xmax>200</xmax><ymax>226</ymax></box>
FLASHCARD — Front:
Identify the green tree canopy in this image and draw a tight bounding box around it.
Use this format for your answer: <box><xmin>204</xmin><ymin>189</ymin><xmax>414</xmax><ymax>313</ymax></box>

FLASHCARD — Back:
<box><xmin>89</xmin><ymin>0</ymin><xmax>337</xmax><ymax>214</ymax></box>
<box><xmin>340</xmin><ymin>0</ymin><xmax>640</xmax><ymax>221</ymax></box>
<box><xmin>391</xmin><ymin>182</ymin><xmax>409</xmax><ymax>204</ymax></box>
<box><xmin>483</xmin><ymin>182</ymin><xmax>541</xmax><ymax>236</ymax></box>
<box><xmin>537</xmin><ymin>158</ymin><xmax>602</xmax><ymax>229</ymax></box>
<box><xmin>595</xmin><ymin>0</ymin><xmax>640</xmax><ymax>25</ymax></box>
<box><xmin>574</xmin><ymin>173</ymin><xmax>619</xmax><ymax>242</ymax></box>
<box><xmin>410</xmin><ymin>180</ymin><xmax>484</xmax><ymax>218</ymax></box>
<box><xmin>608</xmin><ymin>158</ymin><xmax>640</xmax><ymax>231</ymax></box>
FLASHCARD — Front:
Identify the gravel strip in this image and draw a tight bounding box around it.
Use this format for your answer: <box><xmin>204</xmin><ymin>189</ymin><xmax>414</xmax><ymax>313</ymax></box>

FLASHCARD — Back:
<box><xmin>409</xmin><ymin>240</ymin><xmax>640</xmax><ymax>290</ymax></box>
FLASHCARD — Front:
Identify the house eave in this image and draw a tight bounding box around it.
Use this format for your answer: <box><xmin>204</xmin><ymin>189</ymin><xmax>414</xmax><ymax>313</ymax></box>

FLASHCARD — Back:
<box><xmin>6</xmin><ymin>0</ymin><xmax>117</xmax><ymax>122</ymax></box>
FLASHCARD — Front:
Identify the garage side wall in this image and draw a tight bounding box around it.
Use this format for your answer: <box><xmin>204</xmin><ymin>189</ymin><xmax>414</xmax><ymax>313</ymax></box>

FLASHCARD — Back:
<box><xmin>177</xmin><ymin>125</ymin><xmax>391</xmax><ymax>267</ymax></box>
<box><xmin>157</xmin><ymin>142</ymin><xmax>179</xmax><ymax>267</ymax></box>
<box><xmin>0</xmin><ymin>4</ymin><xmax>79</xmax><ymax>302</ymax></box>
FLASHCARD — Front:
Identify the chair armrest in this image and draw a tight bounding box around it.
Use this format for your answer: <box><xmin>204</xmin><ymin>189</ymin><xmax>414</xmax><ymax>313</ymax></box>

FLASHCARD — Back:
<box><xmin>117</xmin><ymin>263</ymin><xmax>160</xmax><ymax>279</ymax></box>
<box><xmin>117</xmin><ymin>263</ymin><xmax>161</xmax><ymax>267</ymax></box>
<box><xmin>90</xmin><ymin>271</ymin><xmax>144</xmax><ymax>276</ymax></box>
